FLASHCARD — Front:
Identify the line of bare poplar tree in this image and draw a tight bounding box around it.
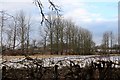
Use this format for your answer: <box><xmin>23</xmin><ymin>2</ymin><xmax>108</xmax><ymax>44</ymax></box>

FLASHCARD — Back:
<box><xmin>40</xmin><ymin>13</ymin><xmax>95</xmax><ymax>55</ymax></box>
<box><xmin>1</xmin><ymin>11</ymin><xmax>118</xmax><ymax>55</ymax></box>
<box><xmin>0</xmin><ymin>11</ymin><xmax>96</xmax><ymax>55</ymax></box>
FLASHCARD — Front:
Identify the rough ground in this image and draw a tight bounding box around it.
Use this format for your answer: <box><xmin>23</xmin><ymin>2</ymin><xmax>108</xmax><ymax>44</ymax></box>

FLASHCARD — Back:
<box><xmin>2</xmin><ymin>55</ymin><xmax>90</xmax><ymax>61</ymax></box>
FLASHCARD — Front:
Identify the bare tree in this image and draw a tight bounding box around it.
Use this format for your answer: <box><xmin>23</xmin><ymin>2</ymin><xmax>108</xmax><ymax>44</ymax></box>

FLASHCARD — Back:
<box><xmin>44</xmin><ymin>13</ymin><xmax>56</xmax><ymax>54</ymax></box>
<box><xmin>16</xmin><ymin>11</ymin><xmax>32</xmax><ymax>54</ymax></box>
<box><xmin>39</xmin><ymin>13</ymin><xmax>94</xmax><ymax>55</ymax></box>
<box><xmin>0</xmin><ymin>11</ymin><xmax>4</xmax><ymax>55</ymax></box>
<box><xmin>6</xmin><ymin>25</ymin><xmax>13</xmax><ymax>49</ymax></box>
<box><xmin>34</xmin><ymin>0</ymin><xmax>61</xmax><ymax>24</ymax></box>
<box><xmin>5</xmin><ymin>15</ymin><xmax>18</xmax><ymax>50</ymax></box>
<box><xmin>101</xmin><ymin>31</ymin><xmax>116</xmax><ymax>54</ymax></box>
<box><xmin>83</xmin><ymin>29</ymin><xmax>93</xmax><ymax>54</ymax></box>
<box><xmin>0</xmin><ymin>11</ymin><xmax>7</xmax><ymax>55</ymax></box>
<box><xmin>26</xmin><ymin>16</ymin><xmax>31</xmax><ymax>54</ymax></box>
<box><xmin>63</xmin><ymin>19</ymin><xmax>94</xmax><ymax>55</ymax></box>
<box><xmin>102</xmin><ymin>31</ymin><xmax>110</xmax><ymax>54</ymax></box>
<box><xmin>109</xmin><ymin>31</ymin><xmax>114</xmax><ymax>53</ymax></box>
<box><xmin>59</xmin><ymin>18</ymin><xmax>65</xmax><ymax>55</ymax></box>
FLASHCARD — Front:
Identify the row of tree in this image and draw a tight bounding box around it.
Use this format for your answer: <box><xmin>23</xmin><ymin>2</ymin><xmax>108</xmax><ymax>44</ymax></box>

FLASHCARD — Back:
<box><xmin>0</xmin><ymin>10</ymin><xmax>119</xmax><ymax>55</ymax></box>
<box><xmin>40</xmin><ymin>13</ymin><xmax>95</xmax><ymax>55</ymax></box>
<box><xmin>0</xmin><ymin>11</ymin><xmax>31</xmax><ymax>54</ymax></box>
<box><xmin>0</xmin><ymin>11</ymin><xmax>96</xmax><ymax>55</ymax></box>
<box><xmin>101</xmin><ymin>31</ymin><xmax>119</xmax><ymax>53</ymax></box>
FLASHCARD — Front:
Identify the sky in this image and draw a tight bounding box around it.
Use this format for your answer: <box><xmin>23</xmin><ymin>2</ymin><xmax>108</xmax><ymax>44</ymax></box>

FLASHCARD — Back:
<box><xmin>0</xmin><ymin>0</ymin><xmax>119</xmax><ymax>45</ymax></box>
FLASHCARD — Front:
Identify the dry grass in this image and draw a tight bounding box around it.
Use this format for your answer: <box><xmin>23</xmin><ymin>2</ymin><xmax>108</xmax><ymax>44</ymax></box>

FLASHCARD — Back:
<box><xmin>2</xmin><ymin>54</ymin><xmax>120</xmax><ymax>61</ymax></box>
<box><xmin>2</xmin><ymin>54</ymin><xmax>72</xmax><ymax>61</ymax></box>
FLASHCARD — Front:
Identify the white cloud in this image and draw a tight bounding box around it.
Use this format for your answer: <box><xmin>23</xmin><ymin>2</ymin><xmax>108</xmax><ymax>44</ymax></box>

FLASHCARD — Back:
<box><xmin>96</xmin><ymin>18</ymin><xmax>117</xmax><ymax>22</ymax></box>
<box><xmin>64</xmin><ymin>7</ymin><xmax>102</xmax><ymax>24</ymax></box>
<box><xmin>1</xmin><ymin>0</ymin><xmax>119</xmax><ymax>3</ymax></box>
<box><xmin>0</xmin><ymin>0</ymin><xmax>118</xmax><ymax>45</ymax></box>
<box><xmin>0</xmin><ymin>2</ymin><xmax>37</xmax><ymax>15</ymax></box>
<box><xmin>61</xmin><ymin>1</ymin><xmax>117</xmax><ymax>45</ymax></box>
<box><xmin>1</xmin><ymin>0</ymin><xmax>33</xmax><ymax>3</ymax></box>
<box><xmin>60</xmin><ymin>0</ymin><xmax>84</xmax><ymax>6</ymax></box>
<box><xmin>65</xmin><ymin>0</ymin><xmax>119</xmax><ymax>2</ymax></box>
<box><xmin>63</xmin><ymin>6</ymin><xmax>117</xmax><ymax>25</ymax></box>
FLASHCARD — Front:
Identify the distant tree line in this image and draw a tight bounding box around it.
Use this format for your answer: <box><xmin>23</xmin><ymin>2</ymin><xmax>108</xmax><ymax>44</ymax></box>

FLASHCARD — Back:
<box><xmin>0</xmin><ymin>11</ymin><xmax>96</xmax><ymax>55</ymax></box>
<box><xmin>0</xmin><ymin>11</ymin><xmax>31</xmax><ymax>55</ymax></box>
<box><xmin>99</xmin><ymin>31</ymin><xmax>119</xmax><ymax>54</ymax></box>
<box><xmin>0</xmin><ymin>10</ymin><xmax>119</xmax><ymax>55</ymax></box>
<box><xmin>39</xmin><ymin>13</ymin><xmax>95</xmax><ymax>55</ymax></box>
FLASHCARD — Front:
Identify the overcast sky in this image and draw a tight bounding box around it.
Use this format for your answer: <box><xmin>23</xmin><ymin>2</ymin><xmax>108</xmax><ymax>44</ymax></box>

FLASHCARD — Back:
<box><xmin>0</xmin><ymin>0</ymin><xmax>119</xmax><ymax>45</ymax></box>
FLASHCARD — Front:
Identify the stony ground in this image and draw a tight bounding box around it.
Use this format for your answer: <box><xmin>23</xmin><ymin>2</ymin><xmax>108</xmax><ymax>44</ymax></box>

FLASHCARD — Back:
<box><xmin>1</xmin><ymin>54</ymin><xmax>120</xmax><ymax>80</ymax></box>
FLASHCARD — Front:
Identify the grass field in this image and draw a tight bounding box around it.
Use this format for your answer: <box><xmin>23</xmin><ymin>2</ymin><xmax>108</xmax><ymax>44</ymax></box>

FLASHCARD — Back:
<box><xmin>2</xmin><ymin>54</ymin><xmax>79</xmax><ymax>61</ymax></box>
<box><xmin>1</xmin><ymin>54</ymin><xmax>120</xmax><ymax>61</ymax></box>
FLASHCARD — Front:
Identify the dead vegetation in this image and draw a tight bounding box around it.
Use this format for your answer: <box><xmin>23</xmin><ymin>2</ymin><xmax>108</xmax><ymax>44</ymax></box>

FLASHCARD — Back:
<box><xmin>1</xmin><ymin>56</ymin><xmax>120</xmax><ymax>80</ymax></box>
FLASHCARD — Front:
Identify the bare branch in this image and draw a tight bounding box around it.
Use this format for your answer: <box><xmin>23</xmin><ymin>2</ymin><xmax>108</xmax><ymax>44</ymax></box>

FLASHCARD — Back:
<box><xmin>34</xmin><ymin>0</ymin><xmax>61</xmax><ymax>25</ymax></box>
